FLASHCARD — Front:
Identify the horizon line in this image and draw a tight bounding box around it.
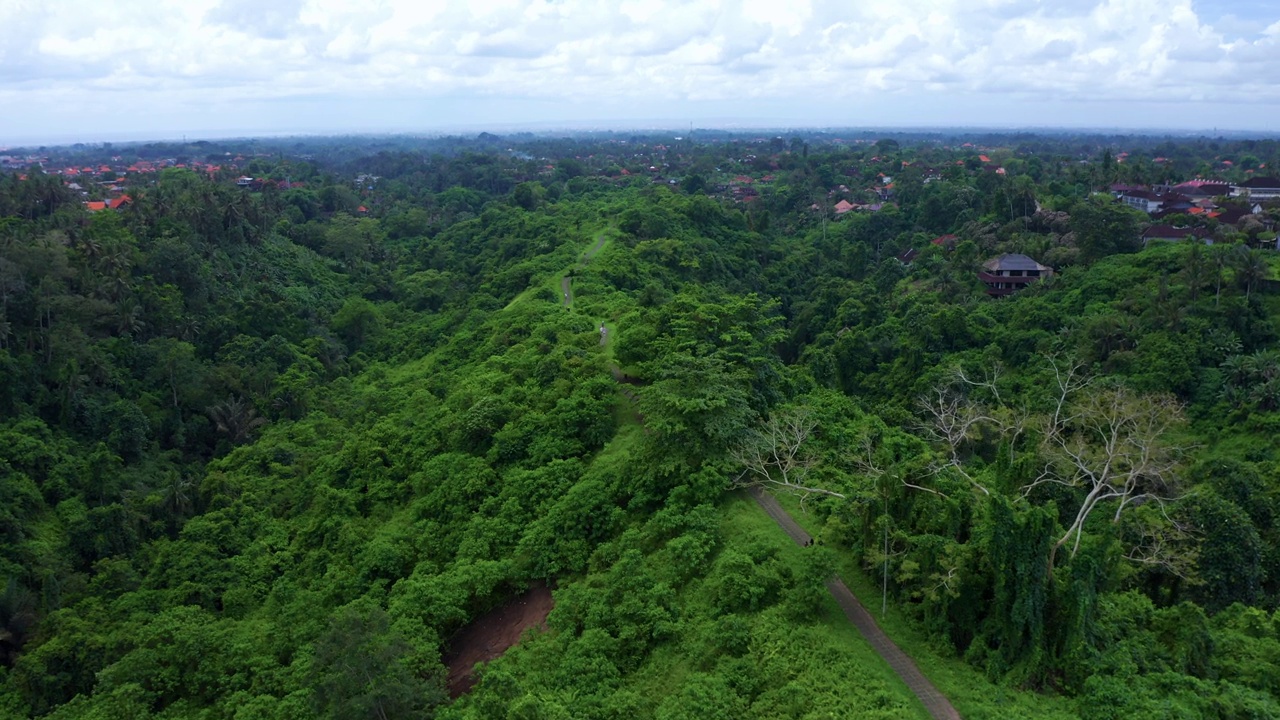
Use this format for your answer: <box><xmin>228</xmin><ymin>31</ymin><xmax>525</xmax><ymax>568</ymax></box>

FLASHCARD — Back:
<box><xmin>5</xmin><ymin>121</ymin><xmax>1280</xmax><ymax>149</ymax></box>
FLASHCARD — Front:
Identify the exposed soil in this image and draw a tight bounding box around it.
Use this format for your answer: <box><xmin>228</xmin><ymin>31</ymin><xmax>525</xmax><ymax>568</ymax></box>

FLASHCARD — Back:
<box><xmin>443</xmin><ymin>584</ymin><xmax>554</xmax><ymax>698</ymax></box>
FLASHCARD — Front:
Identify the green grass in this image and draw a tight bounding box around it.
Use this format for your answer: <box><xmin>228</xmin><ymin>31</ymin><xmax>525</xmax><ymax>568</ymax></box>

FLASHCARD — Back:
<box><xmin>722</xmin><ymin>494</ymin><xmax>932</xmax><ymax>720</ymax></box>
<box><xmin>770</xmin><ymin>493</ymin><xmax>1081</xmax><ymax>720</ymax></box>
<box><xmin>504</xmin><ymin>227</ymin><xmax>613</xmax><ymax>311</ymax></box>
<box><xmin>582</xmin><ymin>227</ymin><xmax>616</xmax><ymax>262</ymax></box>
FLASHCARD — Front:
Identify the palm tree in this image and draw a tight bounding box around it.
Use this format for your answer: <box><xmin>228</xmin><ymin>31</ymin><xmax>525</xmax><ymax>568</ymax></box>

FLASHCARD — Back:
<box><xmin>178</xmin><ymin>315</ymin><xmax>202</xmax><ymax>342</ymax></box>
<box><xmin>1221</xmin><ymin>354</ymin><xmax>1250</xmax><ymax>390</ymax></box>
<box><xmin>1254</xmin><ymin>377</ymin><xmax>1280</xmax><ymax>411</ymax></box>
<box><xmin>1150</xmin><ymin>275</ymin><xmax>1185</xmax><ymax>331</ymax></box>
<box><xmin>0</xmin><ymin>257</ymin><xmax>24</xmax><ymax>314</ymax></box>
<box><xmin>1233</xmin><ymin>246</ymin><xmax>1269</xmax><ymax>303</ymax></box>
<box><xmin>208</xmin><ymin>396</ymin><xmax>268</xmax><ymax>445</ymax></box>
<box><xmin>1086</xmin><ymin>313</ymin><xmax>1135</xmax><ymax>362</ymax></box>
<box><xmin>158</xmin><ymin>470</ymin><xmax>195</xmax><ymax>523</ymax></box>
<box><xmin>98</xmin><ymin>248</ymin><xmax>132</xmax><ymax>302</ymax></box>
<box><xmin>1211</xmin><ymin>244</ymin><xmax>1231</xmax><ymax>306</ymax></box>
<box><xmin>1180</xmin><ymin>243</ymin><xmax>1210</xmax><ymax>301</ymax></box>
<box><xmin>1248</xmin><ymin>350</ymin><xmax>1280</xmax><ymax>383</ymax></box>
<box><xmin>115</xmin><ymin>302</ymin><xmax>145</xmax><ymax>337</ymax></box>
<box><xmin>75</xmin><ymin>235</ymin><xmax>103</xmax><ymax>267</ymax></box>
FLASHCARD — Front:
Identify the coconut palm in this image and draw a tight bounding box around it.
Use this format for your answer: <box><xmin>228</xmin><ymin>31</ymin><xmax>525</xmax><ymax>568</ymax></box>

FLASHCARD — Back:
<box><xmin>207</xmin><ymin>396</ymin><xmax>268</xmax><ymax>445</ymax></box>
<box><xmin>1233</xmin><ymin>245</ymin><xmax>1269</xmax><ymax>302</ymax></box>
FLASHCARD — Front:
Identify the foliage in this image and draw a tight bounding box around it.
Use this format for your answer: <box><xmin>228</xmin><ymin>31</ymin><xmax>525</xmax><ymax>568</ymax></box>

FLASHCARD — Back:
<box><xmin>4</xmin><ymin>132</ymin><xmax>1280</xmax><ymax>718</ymax></box>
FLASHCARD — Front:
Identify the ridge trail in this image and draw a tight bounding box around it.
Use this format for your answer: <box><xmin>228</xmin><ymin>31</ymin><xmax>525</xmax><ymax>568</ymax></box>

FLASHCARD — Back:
<box><xmin>561</xmin><ymin>229</ymin><xmax>610</xmax><ymax>308</ymax></box>
<box><xmin>748</xmin><ymin>487</ymin><xmax>963</xmax><ymax>720</ymax></box>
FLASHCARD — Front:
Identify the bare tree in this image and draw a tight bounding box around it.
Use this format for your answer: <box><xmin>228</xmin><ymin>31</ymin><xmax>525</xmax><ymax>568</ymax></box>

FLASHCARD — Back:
<box><xmin>1024</xmin><ymin>385</ymin><xmax>1185</xmax><ymax>573</ymax></box>
<box><xmin>916</xmin><ymin>364</ymin><xmax>1036</xmax><ymax>495</ymax></box>
<box><xmin>1046</xmin><ymin>355</ymin><xmax>1093</xmax><ymax>434</ymax></box>
<box><xmin>852</xmin><ymin>435</ymin><xmax>948</xmax><ymax>498</ymax></box>
<box><xmin>917</xmin><ymin>357</ymin><xmax>1190</xmax><ymax>577</ymax></box>
<box><xmin>731</xmin><ymin>408</ymin><xmax>843</xmax><ymax>505</ymax></box>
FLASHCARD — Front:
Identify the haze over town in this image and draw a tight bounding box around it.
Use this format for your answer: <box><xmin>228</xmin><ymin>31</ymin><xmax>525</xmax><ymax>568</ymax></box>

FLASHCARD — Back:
<box><xmin>4</xmin><ymin>0</ymin><xmax>1280</xmax><ymax>144</ymax></box>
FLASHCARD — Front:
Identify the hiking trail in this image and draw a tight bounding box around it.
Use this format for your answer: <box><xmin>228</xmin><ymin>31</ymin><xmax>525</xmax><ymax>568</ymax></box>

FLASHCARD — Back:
<box><xmin>748</xmin><ymin>487</ymin><xmax>963</xmax><ymax>720</ymax></box>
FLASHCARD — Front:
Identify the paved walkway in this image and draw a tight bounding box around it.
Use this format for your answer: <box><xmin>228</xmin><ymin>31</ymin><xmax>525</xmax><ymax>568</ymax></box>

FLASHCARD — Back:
<box><xmin>748</xmin><ymin>487</ymin><xmax>962</xmax><ymax>720</ymax></box>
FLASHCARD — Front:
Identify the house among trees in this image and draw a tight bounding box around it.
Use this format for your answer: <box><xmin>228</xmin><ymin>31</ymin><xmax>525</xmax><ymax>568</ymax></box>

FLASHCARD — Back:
<box><xmin>82</xmin><ymin>195</ymin><xmax>131</xmax><ymax>212</ymax></box>
<box><xmin>1171</xmin><ymin>180</ymin><xmax>1231</xmax><ymax>199</ymax></box>
<box><xmin>979</xmin><ymin>254</ymin><xmax>1053</xmax><ymax>296</ymax></box>
<box><xmin>1142</xmin><ymin>224</ymin><xmax>1211</xmax><ymax>245</ymax></box>
<box><xmin>1232</xmin><ymin>177</ymin><xmax>1280</xmax><ymax>199</ymax></box>
<box><xmin>1117</xmin><ymin>188</ymin><xmax>1208</xmax><ymax>216</ymax></box>
<box><xmin>1117</xmin><ymin>189</ymin><xmax>1165</xmax><ymax>214</ymax></box>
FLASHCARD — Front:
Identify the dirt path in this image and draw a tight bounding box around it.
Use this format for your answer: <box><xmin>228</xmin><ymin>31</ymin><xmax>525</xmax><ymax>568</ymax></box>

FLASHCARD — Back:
<box><xmin>747</xmin><ymin>487</ymin><xmax>962</xmax><ymax>720</ymax></box>
<box><xmin>442</xmin><ymin>584</ymin><xmax>554</xmax><ymax>698</ymax></box>
<box><xmin>560</xmin><ymin>275</ymin><xmax>572</xmax><ymax>306</ymax></box>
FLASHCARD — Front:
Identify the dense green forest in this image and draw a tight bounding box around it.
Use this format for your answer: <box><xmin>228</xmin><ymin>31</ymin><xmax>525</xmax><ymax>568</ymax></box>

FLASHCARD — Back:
<box><xmin>2</xmin><ymin>131</ymin><xmax>1279</xmax><ymax>719</ymax></box>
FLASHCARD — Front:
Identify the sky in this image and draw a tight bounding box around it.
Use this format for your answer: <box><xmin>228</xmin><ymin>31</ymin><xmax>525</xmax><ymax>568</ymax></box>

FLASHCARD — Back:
<box><xmin>3</xmin><ymin>0</ymin><xmax>1280</xmax><ymax>145</ymax></box>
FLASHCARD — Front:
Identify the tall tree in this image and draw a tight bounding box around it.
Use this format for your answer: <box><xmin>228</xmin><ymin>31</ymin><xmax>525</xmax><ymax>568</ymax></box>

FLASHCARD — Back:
<box><xmin>310</xmin><ymin>603</ymin><xmax>444</xmax><ymax>720</ymax></box>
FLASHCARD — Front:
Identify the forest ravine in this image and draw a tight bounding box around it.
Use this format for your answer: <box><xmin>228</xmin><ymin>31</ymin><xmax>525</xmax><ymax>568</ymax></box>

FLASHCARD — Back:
<box><xmin>2</xmin><ymin>131</ymin><xmax>1279</xmax><ymax>720</ymax></box>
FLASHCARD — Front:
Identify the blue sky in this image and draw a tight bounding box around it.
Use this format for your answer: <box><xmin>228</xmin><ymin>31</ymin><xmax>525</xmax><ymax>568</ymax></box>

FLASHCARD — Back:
<box><xmin>3</xmin><ymin>0</ymin><xmax>1280</xmax><ymax>145</ymax></box>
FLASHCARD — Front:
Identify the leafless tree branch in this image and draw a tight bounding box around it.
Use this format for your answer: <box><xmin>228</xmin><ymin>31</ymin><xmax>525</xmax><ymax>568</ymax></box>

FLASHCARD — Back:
<box><xmin>732</xmin><ymin>409</ymin><xmax>845</xmax><ymax>501</ymax></box>
<box><xmin>1028</xmin><ymin>386</ymin><xmax>1185</xmax><ymax>569</ymax></box>
<box><xmin>916</xmin><ymin>384</ymin><xmax>994</xmax><ymax>495</ymax></box>
<box><xmin>855</xmin><ymin>435</ymin><xmax>950</xmax><ymax>498</ymax></box>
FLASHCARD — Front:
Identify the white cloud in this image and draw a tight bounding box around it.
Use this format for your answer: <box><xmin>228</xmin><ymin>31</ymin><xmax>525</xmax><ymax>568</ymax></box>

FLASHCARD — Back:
<box><xmin>3</xmin><ymin>0</ymin><xmax>1280</xmax><ymax>140</ymax></box>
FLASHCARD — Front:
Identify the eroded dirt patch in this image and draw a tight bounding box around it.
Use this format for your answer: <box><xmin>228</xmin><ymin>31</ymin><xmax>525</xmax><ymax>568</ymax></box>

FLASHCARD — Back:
<box><xmin>443</xmin><ymin>584</ymin><xmax>554</xmax><ymax>697</ymax></box>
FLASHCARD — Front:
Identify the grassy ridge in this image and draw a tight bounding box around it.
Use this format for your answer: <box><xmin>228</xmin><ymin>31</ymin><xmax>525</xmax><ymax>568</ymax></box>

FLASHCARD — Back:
<box><xmin>445</xmin><ymin>494</ymin><xmax>934</xmax><ymax>720</ymax></box>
